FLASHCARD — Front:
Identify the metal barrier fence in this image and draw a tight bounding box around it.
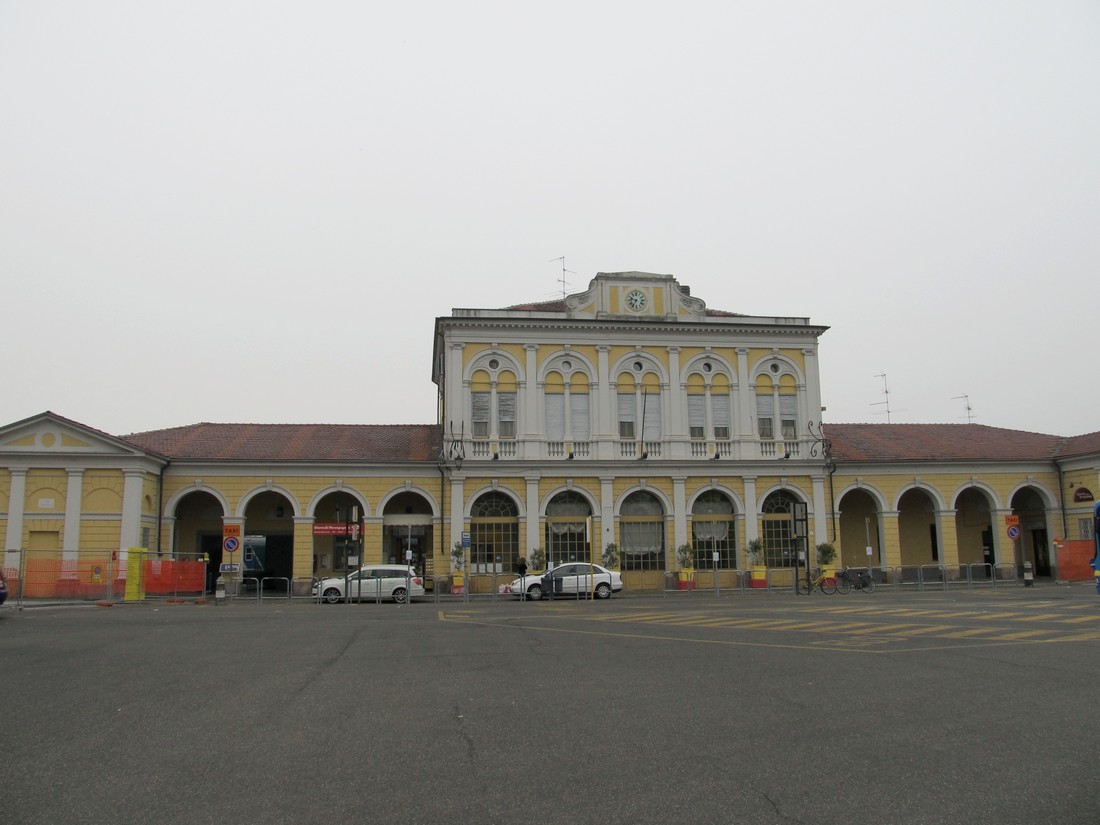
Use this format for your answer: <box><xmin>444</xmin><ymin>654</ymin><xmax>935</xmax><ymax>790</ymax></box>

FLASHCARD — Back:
<box><xmin>661</xmin><ymin>567</ymin><xmax>748</xmax><ymax>596</ymax></box>
<box><xmin>1</xmin><ymin>550</ymin><xmax>1034</xmax><ymax>609</ymax></box>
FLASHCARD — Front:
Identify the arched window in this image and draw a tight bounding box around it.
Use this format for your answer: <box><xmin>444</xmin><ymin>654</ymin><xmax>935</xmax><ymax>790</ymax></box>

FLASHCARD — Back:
<box><xmin>544</xmin><ymin>369</ymin><xmax>591</xmax><ymax>445</ymax></box>
<box><xmin>755</xmin><ymin>375</ymin><xmax>775</xmax><ymax>440</ymax></box>
<box><xmin>471</xmin><ymin>369</ymin><xmax>491</xmax><ymax>438</ymax></box>
<box><xmin>778</xmin><ymin>374</ymin><xmax>798</xmax><ymax>440</ymax></box>
<box><xmin>687</xmin><ymin>373</ymin><xmax>732</xmax><ymax>442</ymax></box>
<box><xmin>470</xmin><ymin>492</ymin><xmax>519</xmax><ymax>573</ymax></box>
<box><xmin>470</xmin><ymin>364</ymin><xmax>518</xmax><ymax>440</ymax></box>
<box><xmin>617</xmin><ymin>369</ymin><xmax>661</xmax><ymax>456</ymax></box>
<box><xmin>620</xmin><ymin>491</ymin><xmax>665</xmax><ymax>571</ymax></box>
<box><xmin>687</xmin><ymin>374</ymin><xmax>707</xmax><ymax>440</ymax></box>
<box><xmin>761</xmin><ymin>490</ymin><xmax>799</xmax><ymax>568</ymax></box>
<box><xmin>691</xmin><ymin>491</ymin><xmax>736</xmax><ymax>568</ymax></box>
<box><xmin>545</xmin><ymin>491</ymin><xmax>591</xmax><ymax>565</ymax></box>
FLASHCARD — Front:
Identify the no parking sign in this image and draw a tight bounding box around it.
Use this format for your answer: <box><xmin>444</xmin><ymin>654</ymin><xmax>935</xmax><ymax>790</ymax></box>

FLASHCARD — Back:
<box><xmin>223</xmin><ymin>524</ymin><xmax>241</xmax><ymax>553</ymax></box>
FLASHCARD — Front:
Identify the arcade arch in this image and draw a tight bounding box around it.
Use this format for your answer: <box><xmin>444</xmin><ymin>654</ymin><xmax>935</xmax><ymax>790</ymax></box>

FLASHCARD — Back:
<box><xmin>1011</xmin><ymin>485</ymin><xmax>1052</xmax><ymax>577</ymax></box>
<box><xmin>690</xmin><ymin>489</ymin><xmax>737</xmax><ymax>568</ymax></box>
<box><xmin>469</xmin><ymin>491</ymin><xmax>520</xmax><ymax>574</ymax></box>
<box><xmin>838</xmin><ymin>487</ymin><xmax>885</xmax><ymax>567</ymax></box>
<box><xmin>954</xmin><ymin>487</ymin><xmax>994</xmax><ymax>566</ymax></box>
<box><xmin>382</xmin><ymin>490</ymin><xmax>436</xmax><ymax>575</ymax></box>
<box><xmin>544</xmin><ymin>490</ymin><xmax>593</xmax><ymax>566</ymax></box>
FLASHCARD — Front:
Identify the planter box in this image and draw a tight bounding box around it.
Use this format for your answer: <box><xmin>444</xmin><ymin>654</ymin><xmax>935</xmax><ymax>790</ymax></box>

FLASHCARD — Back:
<box><xmin>677</xmin><ymin>579</ymin><xmax>696</xmax><ymax>591</ymax></box>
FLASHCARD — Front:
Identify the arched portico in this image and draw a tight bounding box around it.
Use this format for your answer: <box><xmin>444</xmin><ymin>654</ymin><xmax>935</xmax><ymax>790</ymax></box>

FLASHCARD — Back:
<box><xmin>1011</xmin><ymin>485</ymin><xmax>1054</xmax><ymax>577</ymax></box>
<box><xmin>954</xmin><ymin>486</ymin><xmax>997</xmax><ymax>567</ymax></box>
<box><xmin>837</xmin><ymin>487</ymin><xmax>884</xmax><ymax>568</ymax></box>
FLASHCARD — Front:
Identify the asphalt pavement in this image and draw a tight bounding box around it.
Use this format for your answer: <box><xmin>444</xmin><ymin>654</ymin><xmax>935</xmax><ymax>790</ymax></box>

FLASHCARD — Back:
<box><xmin>3</xmin><ymin>584</ymin><xmax>1099</xmax><ymax>825</ymax></box>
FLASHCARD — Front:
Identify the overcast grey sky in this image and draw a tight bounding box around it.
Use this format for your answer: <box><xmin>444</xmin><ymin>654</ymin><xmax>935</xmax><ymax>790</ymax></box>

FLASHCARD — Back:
<box><xmin>2</xmin><ymin>1</ymin><xmax>1097</xmax><ymax>438</ymax></box>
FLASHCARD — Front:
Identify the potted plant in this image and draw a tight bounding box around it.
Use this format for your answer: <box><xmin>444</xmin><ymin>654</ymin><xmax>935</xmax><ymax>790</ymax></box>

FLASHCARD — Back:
<box><xmin>601</xmin><ymin>542</ymin><xmax>619</xmax><ymax>570</ymax></box>
<box><xmin>816</xmin><ymin>542</ymin><xmax>838</xmax><ymax>585</ymax></box>
<box><xmin>676</xmin><ymin>543</ymin><xmax>696</xmax><ymax>590</ymax></box>
<box><xmin>450</xmin><ymin>540</ymin><xmax>466</xmax><ymax>594</ymax></box>
<box><xmin>746</xmin><ymin>538</ymin><xmax>767</xmax><ymax>588</ymax></box>
<box><xmin>529</xmin><ymin>545</ymin><xmax>546</xmax><ymax>573</ymax></box>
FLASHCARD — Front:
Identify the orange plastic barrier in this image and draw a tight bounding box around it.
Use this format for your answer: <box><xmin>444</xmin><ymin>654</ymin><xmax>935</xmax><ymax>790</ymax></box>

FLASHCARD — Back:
<box><xmin>1055</xmin><ymin>540</ymin><xmax>1096</xmax><ymax>581</ymax></box>
<box><xmin>13</xmin><ymin>557</ymin><xmax>205</xmax><ymax>599</ymax></box>
<box><xmin>143</xmin><ymin>559</ymin><xmax>204</xmax><ymax>595</ymax></box>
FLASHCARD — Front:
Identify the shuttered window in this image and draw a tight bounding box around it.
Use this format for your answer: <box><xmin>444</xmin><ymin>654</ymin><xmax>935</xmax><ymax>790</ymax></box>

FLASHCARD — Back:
<box><xmin>569</xmin><ymin>392</ymin><xmax>590</xmax><ymax>440</ymax></box>
<box><xmin>545</xmin><ymin>393</ymin><xmax>565</xmax><ymax>440</ymax></box>
<box><xmin>687</xmin><ymin>395</ymin><xmax>706</xmax><ymax>439</ymax></box>
<box><xmin>498</xmin><ymin>392</ymin><xmax>516</xmax><ymax>438</ymax></box>
<box><xmin>779</xmin><ymin>394</ymin><xmax>797</xmax><ymax>440</ymax></box>
<box><xmin>756</xmin><ymin>394</ymin><xmax>774</xmax><ymax>439</ymax></box>
<box><xmin>712</xmin><ymin>394</ymin><xmax>730</xmax><ymax>440</ymax></box>
<box><xmin>618</xmin><ymin>393</ymin><xmax>636</xmax><ymax>439</ymax></box>
<box><xmin>472</xmin><ymin>392</ymin><xmax>490</xmax><ymax>438</ymax></box>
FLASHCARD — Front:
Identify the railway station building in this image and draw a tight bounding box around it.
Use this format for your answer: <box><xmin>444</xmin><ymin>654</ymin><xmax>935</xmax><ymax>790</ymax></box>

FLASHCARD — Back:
<box><xmin>2</xmin><ymin>272</ymin><xmax>1098</xmax><ymax>596</ymax></box>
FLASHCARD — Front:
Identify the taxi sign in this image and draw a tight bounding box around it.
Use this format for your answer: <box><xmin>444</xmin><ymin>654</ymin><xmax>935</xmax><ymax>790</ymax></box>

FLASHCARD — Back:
<box><xmin>1004</xmin><ymin>515</ymin><xmax>1020</xmax><ymax>527</ymax></box>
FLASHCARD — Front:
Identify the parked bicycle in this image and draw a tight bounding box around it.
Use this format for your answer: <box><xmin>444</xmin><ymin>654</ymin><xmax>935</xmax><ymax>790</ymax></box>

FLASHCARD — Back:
<box><xmin>799</xmin><ymin>568</ymin><xmax>837</xmax><ymax>595</ymax></box>
<box><xmin>835</xmin><ymin>566</ymin><xmax>876</xmax><ymax>594</ymax></box>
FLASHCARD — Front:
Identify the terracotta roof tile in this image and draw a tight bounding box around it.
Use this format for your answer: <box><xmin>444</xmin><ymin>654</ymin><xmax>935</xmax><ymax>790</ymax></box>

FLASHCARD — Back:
<box><xmin>121</xmin><ymin>423</ymin><xmax>443</xmax><ymax>463</ymax></box>
<box><xmin>1055</xmin><ymin>430</ymin><xmax>1100</xmax><ymax>459</ymax></box>
<box><xmin>825</xmin><ymin>423</ymin><xmax>1062</xmax><ymax>463</ymax></box>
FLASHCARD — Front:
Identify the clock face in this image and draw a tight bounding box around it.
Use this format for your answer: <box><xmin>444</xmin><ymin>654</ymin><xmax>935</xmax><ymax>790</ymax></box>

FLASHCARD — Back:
<box><xmin>625</xmin><ymin>289</ymin><xmax>647</xmax><ymax>311</ymax></box>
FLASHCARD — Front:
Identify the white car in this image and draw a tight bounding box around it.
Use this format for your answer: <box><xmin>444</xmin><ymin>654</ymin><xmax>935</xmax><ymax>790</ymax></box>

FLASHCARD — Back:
<box><xmin>507</xmin><ymin>562</ymin><xmax>623</xmax><ymax>601</ymax></box>
<box><xmin>313</xmin><ymin>564</ymin><xmax>425</xmax><ymax>604</ymax></box>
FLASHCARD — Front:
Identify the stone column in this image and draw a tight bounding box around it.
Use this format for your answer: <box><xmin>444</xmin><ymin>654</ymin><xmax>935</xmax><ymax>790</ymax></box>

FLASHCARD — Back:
<box><xmin>63</xmin><ymin>469</ymin><xmax>84</xmax><ymax>565</ymax></box>
<box><xmin>5</xmin><ymin>469</ymin><xmax>27</xmax><ymax>570</ymax></box>
<box><xmin>597</xmin><ymin>346</ymin><xmax>612</xmax><ymax>459</ymax></box>
<box><xmin>293</xmin><ymin>516</ymin><xmax>315</xmax><ymax>586</ymax></box>
<box><xmin>600</xmin><ymin>475</ymin><xmax>615</xmax><ymax>549</ymax></box>
<box><xmin>525</xmin><ymin>473</ymin><xmax>541</xmax><ymax>559</ymax></box>
<box><xmin>879</xmin><ymin>511</ymin><xmax>900</xmax><ymax>569</ymax></box>
<box><xmin>811</xmin><ymin>474</ymin><xmax>827</xmax><ymax>545</ymax></box>
<box><xmin>672</xmin><ymin>475</ymin><xmax>687</xmax><ymax>551</ymax></box>
<box><xmin>936</xmin><ymin>510</ymin><xmax>960</xmax><ymax>567</ymax></box>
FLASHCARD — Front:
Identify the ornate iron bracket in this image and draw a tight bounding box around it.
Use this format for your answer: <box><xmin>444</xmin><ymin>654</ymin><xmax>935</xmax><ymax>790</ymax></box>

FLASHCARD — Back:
<box><xmin>807</xmin><ymin>420</ymin><xmax>837</xmax><ymax>474</ymax></box>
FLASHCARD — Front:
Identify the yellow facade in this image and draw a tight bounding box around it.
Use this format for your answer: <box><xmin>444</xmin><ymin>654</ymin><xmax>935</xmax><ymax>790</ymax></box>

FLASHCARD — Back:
<box><xmin>3</xmin><ymin>272</ymin><xmax>1097</xmax><ymax>597</ymax></box>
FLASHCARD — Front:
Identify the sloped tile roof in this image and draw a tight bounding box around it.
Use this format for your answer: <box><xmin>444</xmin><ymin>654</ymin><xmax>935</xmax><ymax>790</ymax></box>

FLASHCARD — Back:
<box><xmin>1055</xmin><ymin>430</ymin><xmax>1100</xmax><ymax>459</ymax></box>
<box><xmin>121</xmin><ymin>423</ymin><xmax>443</xmax><ymax>462</ymax></box>
<box><xmin>825</xmin><ymin>423</ymin><xmax>1063</xmax><ymax>463</ymax></box>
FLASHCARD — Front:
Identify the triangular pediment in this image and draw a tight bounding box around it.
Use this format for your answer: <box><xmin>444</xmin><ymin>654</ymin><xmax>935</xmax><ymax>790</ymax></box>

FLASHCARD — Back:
<box><xmin>0</xmin><ymin>411</ymin><xmax>156</xmax><ymax>458</ymax></box>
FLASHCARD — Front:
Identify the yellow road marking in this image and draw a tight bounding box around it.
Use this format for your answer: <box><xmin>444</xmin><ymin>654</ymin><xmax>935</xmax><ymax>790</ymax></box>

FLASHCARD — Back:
<box><xmin>992</xmin><ymin>629</ymin><xmax>1056</xmax><ymax>640</ymax></box>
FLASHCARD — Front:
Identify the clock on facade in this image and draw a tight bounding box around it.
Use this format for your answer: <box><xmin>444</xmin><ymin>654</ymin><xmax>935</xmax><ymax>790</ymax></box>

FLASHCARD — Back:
<box><xmin>625</xmin><ymin>289</ymin><xmax>647</xmax><ymax>311</ymax></box>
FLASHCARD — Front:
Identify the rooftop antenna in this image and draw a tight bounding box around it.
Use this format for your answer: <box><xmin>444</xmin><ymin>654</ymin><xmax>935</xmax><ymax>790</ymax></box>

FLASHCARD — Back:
<box><xmin>549</xmin><ymin>256</ymin><xmax>575</xmax><ymax>301</ymax></box>
<box><xmin>871</xmin><ymin>372</ymin><xmax>892</xmax><ymax>423</ymax></box>
<box><xmin>952</xmin><ymin>394</ymin><xmax>974</xmax><ymax>424</ymax></box>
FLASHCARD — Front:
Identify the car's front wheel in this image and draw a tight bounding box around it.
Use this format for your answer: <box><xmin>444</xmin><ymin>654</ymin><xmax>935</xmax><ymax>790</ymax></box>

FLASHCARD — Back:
<box><xmin>526</xmin><ymin>583</ymin><xmax>544</xmax><ymax>601</ymax></box>
<box><xmin>392</xmin><ymin>587</ymin><xmax>408</xmax><ymax>604</ymax></box>
<box><xmin>322</xmin><ymin>587</ymin><xmax>342</xmax><ymax>604</ymax></box>
<box><xmin>595</xmin><ymin>582</ymin><xmax>611</xmax><ymax>599</ymax></box>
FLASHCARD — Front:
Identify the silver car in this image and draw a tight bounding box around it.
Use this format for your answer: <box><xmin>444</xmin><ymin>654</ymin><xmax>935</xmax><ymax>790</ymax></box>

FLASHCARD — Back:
<box><xmin>313</xmin><ymin>564</ymin><xmax>425</xmax><ymax>604</ymax></box>
<box><xmin>507</xmin><ymin>562</ymin><xmax>623</xmax><ymax>601</ymax></box>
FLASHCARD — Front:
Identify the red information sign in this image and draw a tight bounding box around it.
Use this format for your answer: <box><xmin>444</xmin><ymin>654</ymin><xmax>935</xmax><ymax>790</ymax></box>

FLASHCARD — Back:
<box><xmin>312</xmin><ymin>522</ymin><xmax>358</xmax><ymax>537</ymax></box>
